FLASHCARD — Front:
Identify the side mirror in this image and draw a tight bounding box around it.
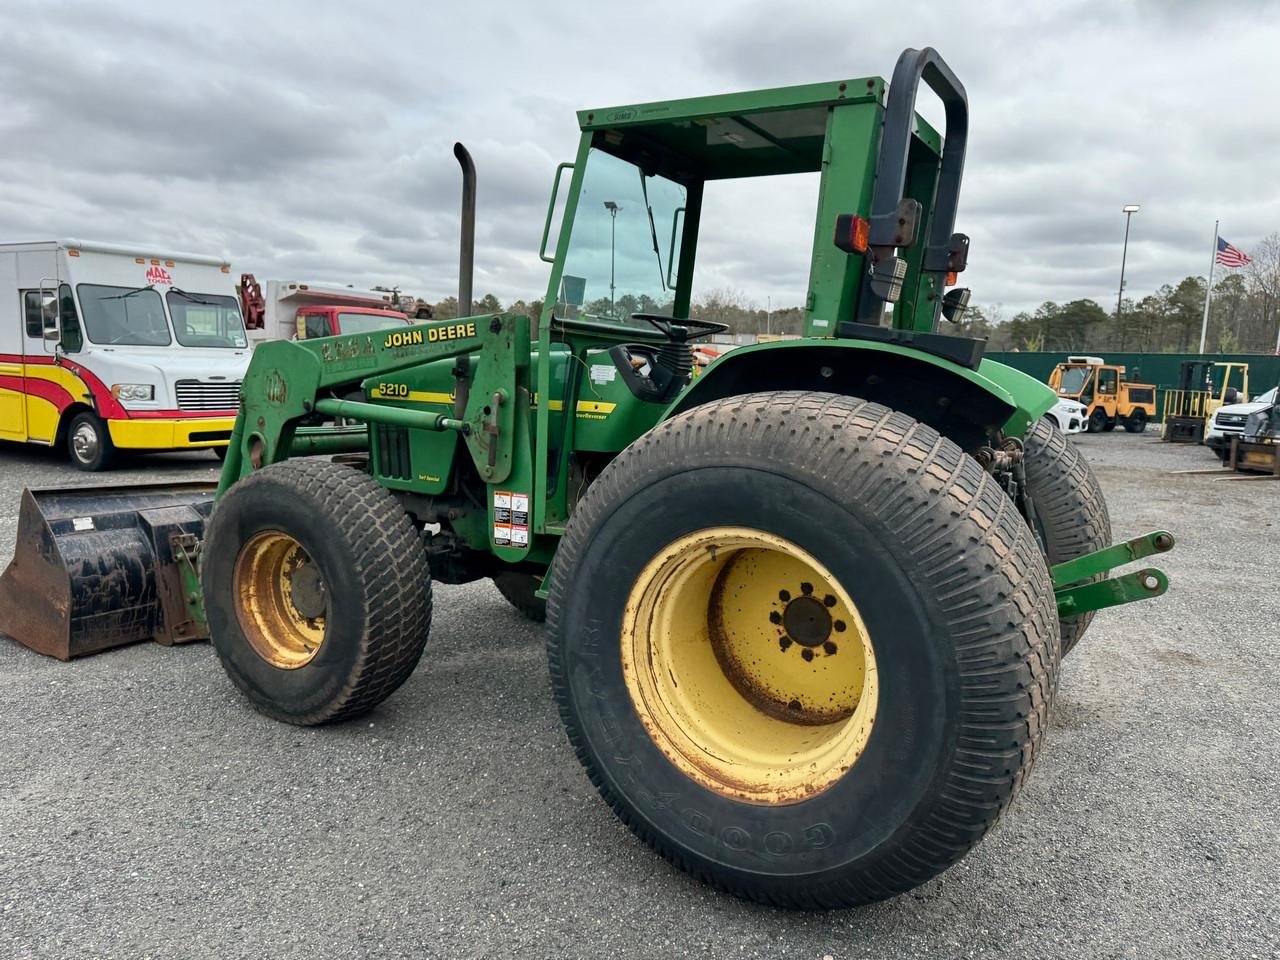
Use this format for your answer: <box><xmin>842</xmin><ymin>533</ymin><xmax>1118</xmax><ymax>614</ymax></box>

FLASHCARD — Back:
<box><xmin>941</xmin><ymin>287</ymin><xmax>971</xmax><ymax>322</ymax></box>
<box><xmin>559</xmin><ymin>274</ymin><xmax>586</xmax><ymax>308</ymax></box>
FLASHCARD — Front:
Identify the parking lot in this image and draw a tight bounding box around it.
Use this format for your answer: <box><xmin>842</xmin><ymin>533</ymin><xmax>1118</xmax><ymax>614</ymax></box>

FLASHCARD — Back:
<box><xmin>0</xmin><ymin>434</ymin><xmax>1276</xmax><ymax>960</ymax></box>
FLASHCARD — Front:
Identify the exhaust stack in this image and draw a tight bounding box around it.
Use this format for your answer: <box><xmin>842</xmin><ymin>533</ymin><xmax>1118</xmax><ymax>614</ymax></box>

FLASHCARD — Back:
<box><xmin>453</xmin><ymin>142</ymin><xmax>476</xmax><ymax>418</ymax></box>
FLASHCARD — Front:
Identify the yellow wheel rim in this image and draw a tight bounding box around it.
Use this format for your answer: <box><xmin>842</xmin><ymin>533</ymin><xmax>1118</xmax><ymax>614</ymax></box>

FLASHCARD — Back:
<box><xmin>621</xmin><ymin>527</ymin><xmax>878</xmax><ymax>804</ymax></box>
<box><xmin>232</xmin><ymin>531</ymin><xmax>327</xmax><ymax>669</ymax></box>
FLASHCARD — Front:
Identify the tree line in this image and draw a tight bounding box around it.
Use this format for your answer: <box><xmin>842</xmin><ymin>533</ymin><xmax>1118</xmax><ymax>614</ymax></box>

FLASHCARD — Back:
<box><xmin>405</xmin><ymin>232</ymin><xmax>1280</xmax><ymax>354</ymax></box>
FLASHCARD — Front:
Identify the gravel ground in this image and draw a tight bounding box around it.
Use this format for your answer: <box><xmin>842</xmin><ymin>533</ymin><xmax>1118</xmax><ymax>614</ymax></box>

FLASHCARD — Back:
<box><xmin>0</xmin><ymin>435</ymin><xmax>1276</xmax><ymax>960</ymax></box>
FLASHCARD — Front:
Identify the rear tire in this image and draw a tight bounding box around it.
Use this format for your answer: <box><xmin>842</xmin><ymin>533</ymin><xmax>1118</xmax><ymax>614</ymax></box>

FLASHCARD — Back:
<box><xmin>493</xmin><ymin>571</ymin><xmax>546</xmax><ymax>622</ymax></box>
<box><xmin>1123</xmin><ymin>410</ymin><xmax>1148</xmax><ymax>433</ymax></box>
<box><xmin>66</xmin><ymin>411</ymin><xmax>116</xmax><ymax>471</ymax></box>
<box><xmin>548</xmin><ymin>391</ymin><xmax>1059</xmax><ymax>909</ymax></box>
<box><xmin>202</xmin><ymin>459</ymin><xmax>432</xmax><ymax>725</ymax></box>
<box><xmin>1023</xmin><ymin>418</ymin><xmax>1112</xmax><ymax>655</ymax></box>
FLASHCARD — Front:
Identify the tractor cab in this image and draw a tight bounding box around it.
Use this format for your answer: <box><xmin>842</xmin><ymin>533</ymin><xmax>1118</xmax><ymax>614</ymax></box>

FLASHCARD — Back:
<box><xmin>541</xmin><ymin>55</ymin><xmax>969</xmax><ymax>348</ymax></box>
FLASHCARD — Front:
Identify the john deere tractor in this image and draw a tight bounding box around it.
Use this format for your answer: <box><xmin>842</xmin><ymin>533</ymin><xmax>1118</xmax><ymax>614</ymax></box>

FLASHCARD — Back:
<box><xmin>0</xmin><ymin>48</ymin><xmax>1173</xmax><ymax>909</ymax></box>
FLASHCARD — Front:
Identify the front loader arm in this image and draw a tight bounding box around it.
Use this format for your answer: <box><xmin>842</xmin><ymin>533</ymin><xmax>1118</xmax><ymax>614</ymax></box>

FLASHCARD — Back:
<box><xmin>219</xmin><ymin>313</ymin><xmax>514</xmax><ymax>495</ymax></box>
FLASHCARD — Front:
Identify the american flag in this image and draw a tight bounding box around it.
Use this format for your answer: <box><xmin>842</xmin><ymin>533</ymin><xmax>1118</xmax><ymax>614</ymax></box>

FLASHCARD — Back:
<box><xmin>1216</xmin><ymin>236</ymin><xmax>1252</xmax><ymax>268</ymax></box>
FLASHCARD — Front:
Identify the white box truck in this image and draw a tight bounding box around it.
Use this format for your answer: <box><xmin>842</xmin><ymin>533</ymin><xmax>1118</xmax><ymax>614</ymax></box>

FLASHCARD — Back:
<box><xmin>0</xmin><ymin>239</ymin><xmax>251</xmax><ymax>469</ymax></box>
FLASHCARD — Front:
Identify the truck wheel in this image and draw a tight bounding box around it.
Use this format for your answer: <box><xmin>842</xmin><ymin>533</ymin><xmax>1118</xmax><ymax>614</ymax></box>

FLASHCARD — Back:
<box><xmin>202</xmin><ymin>458</ymin><xmax>432</xmax><ymax>725</ymax></box>
<box><xmin>493</xmin><ymin>571</ymin><xmax>546</xmax><ymax>622</ymax></box>
<box><xmin>1102</xmin><ymin>419</ymin><xmax>1116</xmax><ymax>432</ymax></box>
<box><xmin>1123</xmin><ymin>411</ymin><xmax>1148</xmax><ymax>433</ymax></box>
<box><xmin>1087</xmin><ymin>409</ymin><xmax>1107</xmax><ymax>433</ymax></box>
<box><xmin>212</xmin><ymin>446</ymin><xmax>227</xmax><ymax>461</ymax></box>
<box><xmin>66</xmin><ymin>411</ymin><xmax>116</xmax><ymax>471</ymax></box>
<box><xmin>1023</xmin><ymin>418</ymin><xmax>1112</xmax><ymax>655</ymax></box>
<box><xmin>547</xmin><ymin>391</ymin><xmax>1058</xmax><ymax>909</ymax></box>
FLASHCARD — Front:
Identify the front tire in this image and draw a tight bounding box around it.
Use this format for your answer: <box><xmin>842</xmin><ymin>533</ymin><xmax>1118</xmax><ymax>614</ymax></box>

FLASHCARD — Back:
<box><xmin>201</xmin><ymin>459</ymin><xmax>432</xmax><ymax>725</ymax></box>
<box><xmin>1087</xmin><ymin>409</ymin><xmax>1107</xmax><ymax>433</ymax></box>
<box><xmin>547</xmin><ymin>392</ymin><xmax>1059</xmax><ymax>909</ymax></box>
<box><xmin>66</xmin><ymin>411</ymin><xmax>116</xmax><ymax>471</ymax></box>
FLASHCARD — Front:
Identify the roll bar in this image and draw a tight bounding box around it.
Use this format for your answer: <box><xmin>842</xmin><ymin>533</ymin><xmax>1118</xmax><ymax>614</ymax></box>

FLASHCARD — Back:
<box><xmin>855</xmin><ymin>48</ymin><xmax>969</xmax><ymax>323</ymax></box>
<box><xmin>870</xmin><ymin>47</ymin><xmax>967</xmax><ymax>267</ymax></box>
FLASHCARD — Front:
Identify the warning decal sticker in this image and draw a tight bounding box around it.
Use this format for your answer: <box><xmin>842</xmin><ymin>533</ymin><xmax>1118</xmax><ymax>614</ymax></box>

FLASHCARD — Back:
<box><xmin>510</xmin><ymin>493</ymin><xmax>529</xmax><ymax>547</ymax></box>
<box><xmin>493</xmin><ymin>490</ymin><xmax>512</xmax><ymax>545</ymax></box>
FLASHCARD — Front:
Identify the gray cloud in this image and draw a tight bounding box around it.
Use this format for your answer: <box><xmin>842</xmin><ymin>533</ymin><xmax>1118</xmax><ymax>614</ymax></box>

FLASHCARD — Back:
<box><xmin>0</xmin><ymin>0</ymin><xmax>1276</xmax><ymax>318</ymax></box>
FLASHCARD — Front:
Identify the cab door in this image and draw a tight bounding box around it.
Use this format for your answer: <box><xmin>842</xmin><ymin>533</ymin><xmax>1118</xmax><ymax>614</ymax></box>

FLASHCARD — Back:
<box><xmin>17</xmin><ymin>283</ymin><xmax>65</xmax><ymax>443</ymax></box>
<box><xmin>0</xmin><ymin>290</ymin><xmax>26</xmax><ymax>439</ymax></box>
<box><xmin>1096</xmin><ymin>367</ymin><xmax>1119</xmax><ymax>417</ymax></box>
<box><xmin>0</xmin><ymin>286</ymin><xmax>58</xmax><ymax>442</ymax></box>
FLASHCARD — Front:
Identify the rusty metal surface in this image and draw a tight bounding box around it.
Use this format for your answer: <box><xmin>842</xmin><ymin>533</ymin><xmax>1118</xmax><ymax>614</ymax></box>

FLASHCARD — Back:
<box><xmin>0</xmin><ymin>481</ymin><xmax>215</xmax><ymax>660</ymax></box>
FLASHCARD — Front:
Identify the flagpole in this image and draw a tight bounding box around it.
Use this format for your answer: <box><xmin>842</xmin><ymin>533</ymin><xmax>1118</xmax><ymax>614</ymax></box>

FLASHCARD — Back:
<box><xmin>1198</xmin><ymin>220</ymin><xmax>1219</xmax><ymax>354</ymax></box>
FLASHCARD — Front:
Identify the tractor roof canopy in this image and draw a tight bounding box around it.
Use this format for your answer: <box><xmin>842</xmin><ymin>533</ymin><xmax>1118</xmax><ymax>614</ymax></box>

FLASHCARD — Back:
<box><xmin>578</xmin><ymin>78</ymin><xmax>942</xmax><ymax>182</ymax></box>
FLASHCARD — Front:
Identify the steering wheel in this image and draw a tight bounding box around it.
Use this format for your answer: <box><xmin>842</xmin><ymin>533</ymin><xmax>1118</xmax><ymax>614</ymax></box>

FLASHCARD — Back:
<box><xmin>630</xmin><ymin>313</ymin><xmax>730</xmax><ymax>342</ymax></box>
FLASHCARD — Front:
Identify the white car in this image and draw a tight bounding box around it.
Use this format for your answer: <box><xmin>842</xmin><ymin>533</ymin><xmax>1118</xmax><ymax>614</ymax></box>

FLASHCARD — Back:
<box><xmin>1044</xmin><ymin>397</ymin><xmax>1087</xmax><ymax>434</ymax></box>
<box><xmin>1206</xmin><ymin>386</ymin><xmax>1278</xmax><ymax>458</ymax></box>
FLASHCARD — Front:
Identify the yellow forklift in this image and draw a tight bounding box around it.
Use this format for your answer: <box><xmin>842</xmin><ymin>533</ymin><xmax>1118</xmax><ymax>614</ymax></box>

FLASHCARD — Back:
<box><xmin>1049</xmin><ymin>356</ymin><xmax>1158</xmax><ymax>433</ymax></box>
<box><xmin>1161</xmin><ymin>360</ymin><xmax>1250</xmax><ymax>443</ymax></box>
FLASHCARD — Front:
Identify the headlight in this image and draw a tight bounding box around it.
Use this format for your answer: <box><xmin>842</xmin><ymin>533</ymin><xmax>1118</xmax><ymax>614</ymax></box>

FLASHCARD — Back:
<box><xmin>111</xmin><ymin>383</ymin><xmax>155</xmax><ymax>401</ymax></box>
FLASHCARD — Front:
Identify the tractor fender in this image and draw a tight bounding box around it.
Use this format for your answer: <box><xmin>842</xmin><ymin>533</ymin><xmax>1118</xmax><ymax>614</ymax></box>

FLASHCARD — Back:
<box><xmin>665</xmin><ymin>339</ymin><xmax>1057</xmax><ymax>447</ymax></box>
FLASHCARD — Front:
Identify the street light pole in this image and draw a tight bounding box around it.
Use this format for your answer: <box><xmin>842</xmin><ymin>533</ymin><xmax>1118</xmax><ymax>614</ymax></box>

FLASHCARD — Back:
<box><xmin>1116</xmin><ymin>203</ymin><xmax>1140</xmax><ymax>320</ymax></box>
<box><xmin>603</xmin><ymin>201</ymin><xmax>620</xmax><ymax>316</ymax></box>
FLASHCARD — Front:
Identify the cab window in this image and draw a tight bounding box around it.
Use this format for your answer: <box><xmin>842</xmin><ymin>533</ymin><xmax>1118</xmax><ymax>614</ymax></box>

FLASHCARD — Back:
<box><xmin>23</xmin><ymin>290</ymin><xmax>57</xmax><ymax>339</ymax></box>
<box><xmin>303</xmin><ymin>313</ymin><xmax>330</xmax><ymax>339</ymax></box>
<box><xmin>58</xmin><ymin>284</ymin><xmax>83</xmax><ymax>352</ymax></box>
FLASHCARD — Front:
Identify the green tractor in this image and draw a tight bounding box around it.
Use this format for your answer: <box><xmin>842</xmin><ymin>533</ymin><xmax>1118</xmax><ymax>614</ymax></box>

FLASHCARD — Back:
<box><xmin>0</xmin><ymin>48</ymin><xmax>1173</xmax><ymax>908</ymax></box>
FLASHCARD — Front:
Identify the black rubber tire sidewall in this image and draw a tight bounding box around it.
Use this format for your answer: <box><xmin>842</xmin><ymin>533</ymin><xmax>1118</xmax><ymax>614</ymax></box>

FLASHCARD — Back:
<box><xmin>493</xmin><ymin>571</ymin><xmax>547</xmax><ymax>622</ymax></box>
<box><xmin>202</xmin><ymin>461</ymin><xmax>431</xmax><ymax>724</ymax></box>
<box><xmin>1087</xmin><ymin>409</ymin><xmax>1107</xmax><ymax>433</ymax></box>
<box><xmin>1023</xmin><ymin>418</ymin><xmax>1113</xmax><ymax>655</ymax></box>
<box><xmin>549</xmin><ymin>393</ymin><xmax>1059</xmax><ymax>908</ymax></box>
<box><xmin>555</xmin><ymin>467</ymin><xmax>952</xmax><ymax>886</ymax></box>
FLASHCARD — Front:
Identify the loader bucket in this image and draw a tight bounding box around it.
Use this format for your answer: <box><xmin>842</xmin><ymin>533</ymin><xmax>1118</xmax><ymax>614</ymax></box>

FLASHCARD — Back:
<box><xmin>0</xmin><ymin>482</ymin><xmax>215</xmax><ymax>660</ymax></box>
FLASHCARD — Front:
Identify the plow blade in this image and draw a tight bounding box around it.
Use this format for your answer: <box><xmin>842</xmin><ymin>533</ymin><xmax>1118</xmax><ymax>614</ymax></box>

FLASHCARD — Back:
<box><xmin>0</xmin><ymin>482</ymin><xmax>215</xmax><ymax>660</ymax></box>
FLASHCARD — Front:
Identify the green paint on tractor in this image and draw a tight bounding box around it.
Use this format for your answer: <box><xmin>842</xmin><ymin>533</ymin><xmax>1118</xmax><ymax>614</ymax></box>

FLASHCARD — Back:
<box><xmin>0</xmin><ymin>47</ymin><xmax>1173</xmax><ymax>910</ymax></box>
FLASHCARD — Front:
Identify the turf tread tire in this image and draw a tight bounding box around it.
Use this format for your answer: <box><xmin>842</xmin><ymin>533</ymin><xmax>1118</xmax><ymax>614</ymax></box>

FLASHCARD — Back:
<box><xmin>493</xmin><ymin>571</ymin><xmax>547</xmax><ymax>622</ymax></box>
<box><xmin>202</xmin><ymin>458</ymin><xmax>432</xmax><ymax>725</ymax></box>
<box><xmin>1022</xmin><ymin>418</ymin><xmax>1112</xmax><ymax>655</ymax></box>
<box><xmin>546</xmin><ymin>391</ymin><xmax>1059</xmax><ymax>909</ymax></box>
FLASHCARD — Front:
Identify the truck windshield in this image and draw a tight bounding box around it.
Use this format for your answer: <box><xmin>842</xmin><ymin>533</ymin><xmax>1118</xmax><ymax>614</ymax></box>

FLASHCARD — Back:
<box><xmin>1057</xmin><ymin>367</ymin><xmax>1090</xmax><ymax>396</ymax></box>
<box><xmin>557</xmin><ymin>147</ymin><xmax>686</xmax><ymax>322</ymax></box>
<box><xmin>167</xmin><ymin>290</ymin><xmax>248</xmax><ymax>348</ymax></box>
<box><xmin>338</xmin><ymin>312</ymin><xmax>410</xmax><ymax>335</ymax></box>
<box><xmin>77</xmin><ymin>284</ymin><xmax>171</xmax><ymax>346</ymax></box>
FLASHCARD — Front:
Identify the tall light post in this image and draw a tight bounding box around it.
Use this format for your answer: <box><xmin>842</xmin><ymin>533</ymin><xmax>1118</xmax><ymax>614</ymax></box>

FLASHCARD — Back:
<box><xmin>603</xmin><ymin>200</ymin><xmax>620</xmax><ymax>316</ymax></box>
<box><xmin>1116</xmin><ymin>203</ymin><xmax>1140</xmax><ymax>319</ymax></box>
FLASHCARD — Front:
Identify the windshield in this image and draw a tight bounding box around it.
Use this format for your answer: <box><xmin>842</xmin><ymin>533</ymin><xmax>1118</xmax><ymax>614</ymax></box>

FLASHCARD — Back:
<box><xmin>1057</xmin><ymin>367</ymin><xmax>1090</xmax><ymax>396</ymax></box>
<box><xmin>167</xmin><ymin>290</ymin><xmax>248</xmax><ymax>348</ymax></box>
<box><xmin>557</xmin><ymin>147</ymin><xmax>686</xmax><ymax>322</ymax></box>
<box><xmin>1253</xmin><ymin>386</ymin><xmax>1278</xmax><ymax>404</ymax></box>
<box><xmin>338</xmin><ymin>311</ymin><xmax>410</xmax><ymax>335</ymax></box>
<box><xmin>77</xmin><ymin>284</ymin><xmax>171</xmax><ymax>346</ymax></box>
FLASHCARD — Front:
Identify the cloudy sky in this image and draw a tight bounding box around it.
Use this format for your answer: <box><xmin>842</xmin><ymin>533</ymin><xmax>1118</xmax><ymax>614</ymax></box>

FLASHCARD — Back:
<box><xmin>1</xmin><ymin>0</ymin><xmax>1277</xmax><ymax>318</ymax></box>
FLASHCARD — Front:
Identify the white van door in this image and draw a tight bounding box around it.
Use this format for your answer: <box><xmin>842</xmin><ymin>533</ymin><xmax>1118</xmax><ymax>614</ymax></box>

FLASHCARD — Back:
<box><xmin>1</xmin><ymin>285</ymin><xmax>58</xmax><ymax>442</ymax></box>
<box><xmin>0</xmin><ymin>289</ymin><xmax>26</xmax><ymax>440</ymax></box>
<box><xmin>15</xmin><ymin>281</ymin><xmax>64</xmax><ymax>442</ymax></box>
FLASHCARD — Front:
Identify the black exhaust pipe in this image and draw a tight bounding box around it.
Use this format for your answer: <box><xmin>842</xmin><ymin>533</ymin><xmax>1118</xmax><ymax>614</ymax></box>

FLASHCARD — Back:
<box><xmin>453</xmin><ymin>142</ymin><xmax>476</xmax><ymax>419</ymax></box>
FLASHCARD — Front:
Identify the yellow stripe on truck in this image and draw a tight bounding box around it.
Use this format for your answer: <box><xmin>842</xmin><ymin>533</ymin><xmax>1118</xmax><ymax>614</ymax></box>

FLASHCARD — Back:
<box><xmin>108</xmin><ymin>417</ymin><xmax>237</xmax><ymax>449</ymax></box>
